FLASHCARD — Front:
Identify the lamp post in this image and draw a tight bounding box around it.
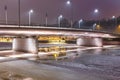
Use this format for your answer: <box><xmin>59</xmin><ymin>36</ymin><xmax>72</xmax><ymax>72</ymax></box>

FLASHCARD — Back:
<box><xmin>29</xmin><ymin>9</ymin><xmax>34</xmax><ymax>26</ymax></box>
<box><xmin>94</xmin><ymin>9</ymin><xmax>100</xmax><ymax>26</ymax></box>
<box><xmin>93</xmin><ymin>23</ymin><xmax>97</xmax><ymax>30</ymax></box>
<box><xmin>4</xmin><ymin>5</ymin><xmax>8</xmax><ymax>25</ymax></box>
<box><xmin>18</xmin><ymin>0</ymin><xmax>20</xmax><ymax>27</ymax></box>
<box><xmin>58</xmin><ymin>15</ymin><xmax>63</xmax><ymax>27</ymax></box>
<box><xmin>66</xmin><ymin>0</ymin><xmax>73</xmax><ymax>28</ymax></box>
<box><xmin>78</xmin><ymin>19</ymin><xmax>83</xmax><ymax>28</ymax></box>
<box><xmin>112</xmin><ymin>16</ymin><xmax>117</xmax><ymax>27</ymax></box>
<box><xmin>45</xmin><ymin>12</ymin><xmax>48</xmax><ymax>27</ymax></box>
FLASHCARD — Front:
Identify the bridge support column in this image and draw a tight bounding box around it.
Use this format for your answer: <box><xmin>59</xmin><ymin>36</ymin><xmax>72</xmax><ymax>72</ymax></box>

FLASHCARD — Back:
<box><xmin>77</xmin><ymin>37</ymin><xmax>103</xmax><ymax>47</ymax></box>
<box><xmin>12</xmin><ymin>37</ymin><xmax>38</xmax><ymax>54</ymax></box>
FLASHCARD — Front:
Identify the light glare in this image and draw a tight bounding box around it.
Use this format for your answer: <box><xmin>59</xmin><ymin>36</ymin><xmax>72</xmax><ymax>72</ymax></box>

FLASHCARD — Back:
<box><xmin>67</xmin><ymin>1</ymin><xmax>71</xmax><ymax>5</ymax></box>
<box><xmin>112</xmin><ymin>16</ymin><xmax>115</xmax><ymax>19</ymax></box>
<box><xmin>29</xmin><ymin>9</ymin><xmax>34</xmax><ymax>13</ymax></box>
<box><xmin>94</xmin><ymin>9</ymin><xmax>99</xmax><ymax>13</ymax></box>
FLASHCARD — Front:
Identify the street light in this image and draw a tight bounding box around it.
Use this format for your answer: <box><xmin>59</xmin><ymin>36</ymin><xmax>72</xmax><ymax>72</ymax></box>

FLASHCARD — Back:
<box><xmin>66</xmin><ymin>0</ymin><xmax>71</xmax><ymax>5</ymax></box>
<box><xmin>112</xmin><ymin>16</ymin><xmax>117</xmax><ymax>27</ymax></box>
<box><xmin>112</xmin><ymin>16</ymin><xmax>115</xmax><ymax>19</ymax></box>
<box><xmin>94</xmin><ymin>9</ymin><xmax>100</xmax><ymax>26</ymax></box>
<box><xmin>45</xmin><ymin>12</ymin><xmax>48</xmax><ymax>27</ymax></box>
<box><xmin>18</xmin><ymin>0</ymin><xmax>20</xmax><ymax>27</ymax></box>
<box><xmin>58</xmin><ymin>15</ymin><xmax>63</xmax><ymax>27</ymax></box>
<box><xmin>4</xmin><ymin>5</ymin><xmax>8</xmax><ymax>25</ymax></box>
<box><xmin>78</xmin><ymin>19</ymin><xmax>83</xmax><ymax>28</ymax></box>
<box><xmin>94</xmin><ymin>9</ymin><xmax>99</xmax><ymax>14</ymax></box>
<box><xmin>93</xmin><ymin>23</ymin><xmax>97</xmax><ymax>30</ymax></box>
<box><xmin>66</xmin><ymin>0</ymin><xmax>73</xmax><ymax>28</ymax></box>
<box><xmin>29</xmin><ymin>9</ymin><xmax>34</xmax><ymax>26</ymax></box>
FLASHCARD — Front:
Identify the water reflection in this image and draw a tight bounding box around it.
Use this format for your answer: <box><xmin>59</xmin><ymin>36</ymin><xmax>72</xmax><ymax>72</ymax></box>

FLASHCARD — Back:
<box><xmin>40</xmin><ymin>46</ymin><xmax>120</xmax><ymax>78</ymax></box>
<box><xmin>0</xmin><ymin>45</ymin><xmax>119</xmax><ymax>80</ymax></box>
<box><xmin>59</xmin><ymin>46</ymin><xmax>120</xmax><ymax>63</ymax></box>
<box><xmin>23</xmin><ymin>78</ymin><xmax>33</xmax><ymax>80</ymax></box>
<box><xmin>38</xmin><ymin>45</ymin><xmax>120</xmax><ymax>60</ymax></box>
<box><xmin>0</xmin><ymin>71</ymin><xmax>33</xmax><ymax>80</ymax></box>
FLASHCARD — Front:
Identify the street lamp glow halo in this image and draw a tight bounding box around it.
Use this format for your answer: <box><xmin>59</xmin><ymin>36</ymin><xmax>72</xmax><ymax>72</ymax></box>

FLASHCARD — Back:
<box><xmin>79</xmin><ymin>19</ymin><xmax>83</xmax><ymax>23</ymax></box>
<box><xmin>29</xmin><ymin>9</ymin><xmax>34</xmax><ymax>13</ymax></box>
<box><xmin>93</xmin><ymin>23</ymin><xmax>97</xmax><ymax>27</ymax></box>
<box><xmin>94</xmin><ymin>9</ymin><xmax>99</xmax><ymax>13</ymax></box>
<box><xmin>59</xmin><ymin>15</ymin><xmax>63</xmax><ymax>19</ymax></box>
<box><xmin>58</xmin><ymin>14</ymin><xmax>63</xmax><ymax>27</ymax></box>
<box><xmin>67</xmin><ymin>0</ymin><xmax>71</xmax><ymax>5</ymax></box>
<box><xmin>112</xmin><ymin>16</ymin><xmax>115</xmax><ymax>19</ymax></box>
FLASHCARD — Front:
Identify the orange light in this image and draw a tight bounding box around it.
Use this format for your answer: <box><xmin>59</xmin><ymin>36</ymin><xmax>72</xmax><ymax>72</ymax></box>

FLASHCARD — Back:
<box><xmin>115</xmin><ymin>25</ymin><xmax>120</xmax><ymax>33</ymax></box>
<box><xmin>118</xmin><ymin>25</ymin><xmax>120</xmax><ymax>29</ymax></box>
<box><xmin>96</xmin><ymin>25</ymin><xmax>101</xmax><ymax>30</ymax></box>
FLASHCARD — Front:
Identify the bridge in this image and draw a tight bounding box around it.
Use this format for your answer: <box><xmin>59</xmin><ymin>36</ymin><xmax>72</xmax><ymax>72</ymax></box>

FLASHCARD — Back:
<box><xmin>0</xmin><ymin>25</ymin><xmax>119</xmax><ymax>61</ymax></box>
<box><xmin>0</xmin><ymin>25</ymin><xmax>120</xmax><ymax>53</ymax></box>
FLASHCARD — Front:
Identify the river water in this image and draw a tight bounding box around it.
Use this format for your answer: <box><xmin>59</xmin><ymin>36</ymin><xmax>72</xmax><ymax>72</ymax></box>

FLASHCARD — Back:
<box><xmin>0</xmin><ymin>45</ymin><xmax>120</xmax><ymax>80</ymax></box>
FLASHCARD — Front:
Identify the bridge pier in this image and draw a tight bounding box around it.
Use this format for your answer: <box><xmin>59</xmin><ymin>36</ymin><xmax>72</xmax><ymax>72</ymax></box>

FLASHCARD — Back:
<box><xmin>12</xmin><ymin>37</ymin><xmax>38</xmax><ymax>54</ymax></box>
<box><xmin>77</xmin><ymin>37</ymin><xmax>103</xmax><ymax>47</ymax></box>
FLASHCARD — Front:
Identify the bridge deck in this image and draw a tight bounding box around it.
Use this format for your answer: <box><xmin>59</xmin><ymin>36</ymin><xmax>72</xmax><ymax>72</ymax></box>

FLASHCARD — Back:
<box><xmin>0</xmin><ymin>25</ymin><xmax>119</xmax><ymax>38</ymax></box>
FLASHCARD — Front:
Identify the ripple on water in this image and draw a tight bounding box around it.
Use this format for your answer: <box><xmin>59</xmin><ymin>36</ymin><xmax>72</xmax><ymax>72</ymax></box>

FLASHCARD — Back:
<box><xmin>0</xmin><ymin>70</ymin><xmax>34</xmax><ymax>80</ymax></box>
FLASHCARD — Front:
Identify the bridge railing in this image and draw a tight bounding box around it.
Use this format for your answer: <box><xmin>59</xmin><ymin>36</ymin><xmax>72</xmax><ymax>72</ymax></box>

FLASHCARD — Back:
<box><xmin>0</xmin><ymin>24</ymin><xmax>119</xmax><ymax>36</ymax></box>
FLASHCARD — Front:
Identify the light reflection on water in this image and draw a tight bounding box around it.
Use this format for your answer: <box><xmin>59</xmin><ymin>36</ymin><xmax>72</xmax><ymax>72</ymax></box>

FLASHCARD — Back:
<box><xmin>38</xmin><ymin>46</ymin><xmax>119</xmax><ymax>59</ymax></box>
<box><xmin>0</xmin><ymin>45</ymin><xmax>120</xmax><ymax>79</ymax></box>
<box><xmin>0</xmin><ymin>71</ymin><xmax>34</xmax><ymax>80</ymax></box>
<box><xmin>60</xmin><ymin>47</ymin><xmax>120</xmax><ymax>65</ymax></box>
<box><xmin>40</xmin><ymin>47</ymin><xmax>120</xmax><ymax>79</ymax></box>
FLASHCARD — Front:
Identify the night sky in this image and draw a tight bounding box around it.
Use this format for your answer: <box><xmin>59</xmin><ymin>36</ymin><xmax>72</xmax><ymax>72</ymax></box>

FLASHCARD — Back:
<box><xmin>0</xmin><ymin>0</ymin><xmax>120</xmax><ymax>24</ymax></box>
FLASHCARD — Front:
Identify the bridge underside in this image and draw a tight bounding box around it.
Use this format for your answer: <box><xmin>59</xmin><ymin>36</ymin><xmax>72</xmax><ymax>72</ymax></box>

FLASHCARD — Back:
<box><xmin>77</xmin><ymin>37</ymin><xmax>103</xmax><ymax>47</ymax></box>
<box><xmin>13</xmin><ymin>37</ymin><xmax>38</xmax><ymax>54</ymax></box>
<box><xmin>12</xmin><ymin>36</ymin><xmax>104</xmax><ymax>54</ymax></box>
<box><xmin>0</xmin><ymin>35</ymin><xmax>120</xmax><ymax>54</ymax></box>
<box><xmin>0</xmin><ymin>35</ymin><xmax>119</xmax><ymax>54</ymax></box>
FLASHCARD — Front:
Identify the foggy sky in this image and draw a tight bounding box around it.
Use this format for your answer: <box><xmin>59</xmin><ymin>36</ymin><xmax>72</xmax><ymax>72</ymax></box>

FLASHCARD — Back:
<box><xmin>0</xmin><ymin>0</ymin><xmax>120</xmax><ymax>24</ymax></box>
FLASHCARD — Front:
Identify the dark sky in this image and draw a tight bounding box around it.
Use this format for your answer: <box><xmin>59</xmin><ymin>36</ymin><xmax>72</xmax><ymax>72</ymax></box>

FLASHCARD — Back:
<box><xmin>0</xmin><ymin>0</ymin><xmax>120</xmax><ymax>24</ymax></box>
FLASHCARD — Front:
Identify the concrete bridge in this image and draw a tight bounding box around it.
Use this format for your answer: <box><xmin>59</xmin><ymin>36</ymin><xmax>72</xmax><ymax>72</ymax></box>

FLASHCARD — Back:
<box><xmin>0</xmin><ymin>25</ymin><xmax>119</xmax><ymax>54</ymax></box>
